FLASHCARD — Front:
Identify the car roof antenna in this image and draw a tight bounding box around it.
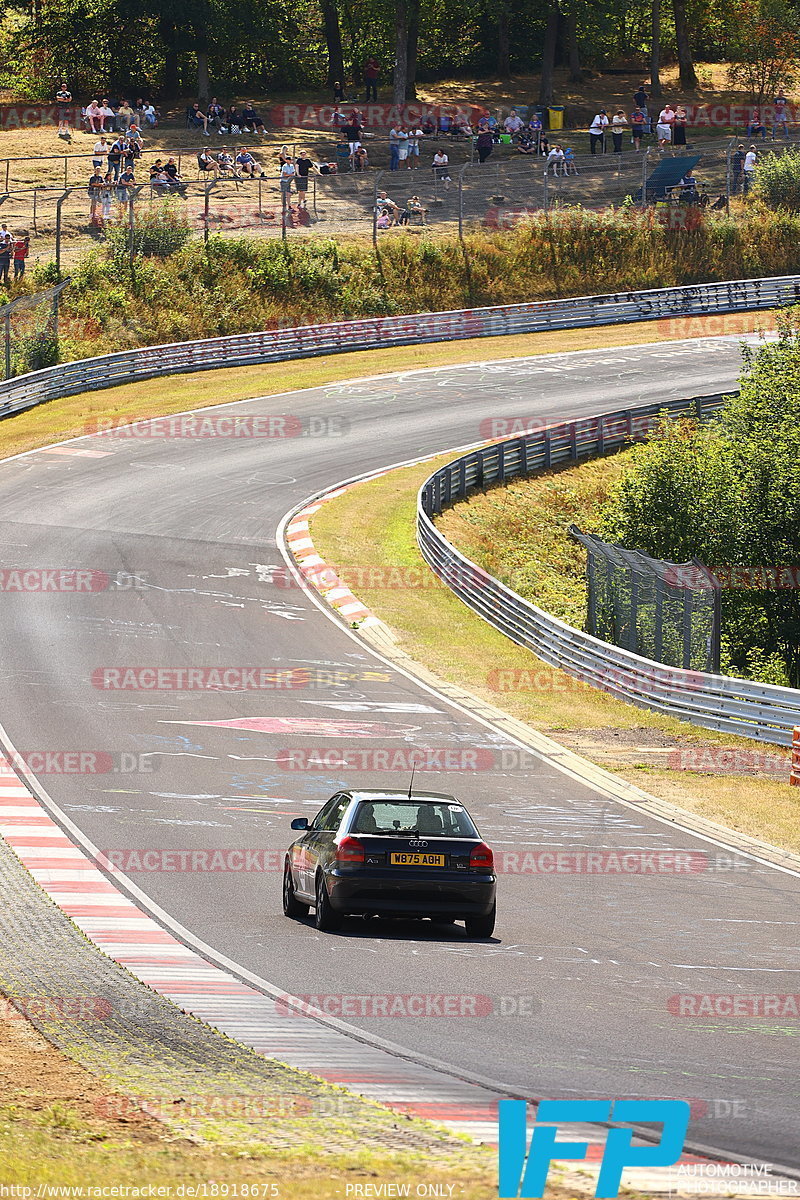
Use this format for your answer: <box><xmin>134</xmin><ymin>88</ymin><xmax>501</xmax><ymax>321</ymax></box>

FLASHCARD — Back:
<box><xmin>407</xmin><ymin>757</ymin><xmax>418</xmax><ymax>800</ymax></box>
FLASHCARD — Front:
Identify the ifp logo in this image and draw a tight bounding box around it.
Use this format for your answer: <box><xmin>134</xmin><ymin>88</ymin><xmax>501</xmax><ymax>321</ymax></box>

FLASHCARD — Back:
<box><xmin>498</xmin><ymin>1099</ymin><xmax>690</xmax><ymax>1198</ymax></box>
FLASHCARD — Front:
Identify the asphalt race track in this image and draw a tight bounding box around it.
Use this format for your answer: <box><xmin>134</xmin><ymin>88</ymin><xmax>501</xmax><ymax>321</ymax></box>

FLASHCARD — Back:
<box><xmin>0</xmin><ymin>337</ymin><xmax>797</xmax><ymax>1171</ymax></box>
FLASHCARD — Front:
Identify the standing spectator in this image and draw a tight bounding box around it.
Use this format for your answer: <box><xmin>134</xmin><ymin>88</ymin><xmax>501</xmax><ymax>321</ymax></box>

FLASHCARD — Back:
<box><xmin>475</xmin><ymin>125</ymin><xmax>493</xmax><ymax>163</ymax></box>
<box><xmin>117</xmin><ymin>164</ymin><xmax>135</xmax><ymax>206</ymax></box>
<box><xmin>672</xmin><ymin>105</ymin><xmax>687</xmax><ymax>146</ymax></box>
<box><xmin>56</xmin><ymin>81</ymin><xmax>72</xmax><ymax>138</ymax></box>
<box><xmin>127</xmin><ymin>123</ymin><xmax>143</xmax><ymax>149</ymax></box>
<box><xmin>772</xmin><ymin>88</ymin><xmax>790</xmax><ymax>139</ymax></box>
<box><xmin>280</xmin><ymin>156</ymin><xmax>297</xmax><ymax>199</ymax></box>
<box><xmin>433</xmin><ymin>147</ymin><xmax>451</xmax><ymax>187</ymax></box>
<box><xmin>407</xmin><ymin>127</ymin><xmax>422</xmax><ymax>166</ymax></box>
<box><xmin>108</xmin><ymin>136</ymin><xmax>124</xmax><ymax>180</ymax></box>
<box><xmin>92</xmin><ymin>135</ymin><xmax>109</xmax><ymax>173</ymax></box>
<box><xmin>396</xmin><ymin>124</ymin><xmax>410</xmax><ymax>168</ymax></box>
<box><xmin>746</xmin><ymin>107</ymin><xmax>766</xmax><ymax>139</ymax></box>
<box><xmin>656</xmin><ymin>103</ymin><xmax>675</xmax><ymax>148</ymax></box>
<box><xmin>344</xmin><ymin>113</ymin><xmax>363</xmax><ymax>160</ymax></box>
<box><xmin>87</xmin><ymin>169</ymin><xmax>105</xmax><ymax>227</ymax></box>
<box><xmin>0</xmin><ymin>235</ymin><xmax>11</xmax><ymax>286</ymax></box>
<box><xmin>364</xmin><ymin>57</ymin><xmax>380</xmax><ymax>102</ymax></box>
<box><xmin>589</xmin><ymin>109</ymin><xmax>608</xmax><ymax>154</ymax></box>
<box><xmin>12</xmin><ymin>232</ymin><xmax>29</xmax><ymax>282</ymax></box>
<box><xmin>295</xmin><ymin>152</ymin><xmax>315</xmax><ymax>207</ymax></box>
<box><xmin>389</xmin><ymin>123</ymin><xmax>400</xmax><ymax>170</ymax></box>
<box><xmin>333</xmin><ymin>80</ymin><xmax>345</xmax><ymax>103</ymax></box>
<box><xmin>633</xmin><ymin>82</ymin><xmax>650</xmax><ymax>131</ymax></box>
<box><xmin>731</xmin><ymin>143</ymin><xmax>745</xmax><ymax>194</ymax></box>
<box><xmin>117</xmin><ymin>100</ymin><xmax>135</xmax><ymax>132</ymax></box>
<box><xmin>743</xmin><ymin>144</ymin><xmax>757</xmax><ymax>192</ymax></box>
<box><xmin>611</xmin><ymin>109</ymin><xmax>627</xmax><ymax>153</ymax></box>
<box><xmin>101</xmin><ymin>172</ymin><xmax>114</xmax><ymax>223</ymax></box>
<box><xmin>630</xmin><ymin>106</ymin><xmax>647</xmax><ymax>151</ymax></box>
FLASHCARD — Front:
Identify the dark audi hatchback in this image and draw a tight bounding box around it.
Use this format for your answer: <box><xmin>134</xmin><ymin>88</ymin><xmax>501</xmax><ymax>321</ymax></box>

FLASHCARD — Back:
<box><xmin>283</xmin><ymin>789</ymin><xmax>496</xmax><ymax>936</ymax></box>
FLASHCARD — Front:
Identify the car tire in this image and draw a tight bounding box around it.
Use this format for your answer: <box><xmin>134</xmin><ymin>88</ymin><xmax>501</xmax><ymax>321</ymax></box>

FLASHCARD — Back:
<box><xmin>283</xmin><ymin>862</ymin><xmax>309</xmax><ymax>919</ymax></box>
<box><xmin>315</xmin><ymin>872</ymin><xmax>343</xmax><ymax>932</ymax></box>
<box><xmin>465</xmin><ymin>903</ymin><xmax>496</xmax><ymax>939</ymax></box>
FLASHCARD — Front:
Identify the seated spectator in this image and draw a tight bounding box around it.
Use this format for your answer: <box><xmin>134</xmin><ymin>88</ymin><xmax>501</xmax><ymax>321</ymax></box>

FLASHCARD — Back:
<box><xmin>504</xmin><ymin>108</ymin><xmax>524</xmax><ymax>137</ymax></box>
<box><xmin>403</xmin><ymin>194</ymin><xmax>426</xmax><ymax>224</ymax></box>
<box><xmin>539</xmin><ymin>131</ymin><xmax>550</xmax><ymax>155</ymax></box>
<box><xmin>546</xmin><ymin>144</ymin><xmax>566</xmax><ymax>174</ymax></box>
<box><xmin>117</xmin><ymin>100</ymin><xmax>135</xmax><ymax>132</ymax></box>
<box><xmin>452</xmin><ymin>112</ymin><xmax>472</xmax><ymax>137</ymax></box>
<box><xmin>208</xmin><ymin>97</ymin><xmax>225</xmax><ymax>128</ymax></box>
<box><xmin>438</xmin><ymin>111</ymin><xmax>452</xmax><ymax>136</ymax></box>
<box><xmin>224</xmin><ymin>105</ymin><xmax>241</xmax><ymax>133</ymax></box>
<box><xmin>333</xmin><ymin>80</ymin><xmax>345</xmax><ymax>102</ymax></box>
<box><xmin>235</xmin><ymin>147</ymin><xmax>263</xmax><ymax>176</ymax></box>
<box><xmin>148</xmin><ymin>157</ymin><xmax>165</xmax><ymax>179</ymax></box>
<box><xmin>563</xmin><ymin>145</ymin><xmax>578</xmax><ymax>174</ymax></box>
<box><xmin>421</xmin><ymin>116</ymin><xmax>436</xmax><ymax>136</ymax></box>
<box><xmin>318</xmin><ymin>161</ymin><xmax>338</xmax><ymax>174</ymax></box>
<box><xmin>99</xmin><ymin>98</ymin><xmax>116</xmax><ymax>131</ymax></box>
<box><xmin>353</xmin><ymin>144</ymin><xmax>369</xmax><ymax>171</ymax></box>
<box><xmin>126</xmin><ymin>123</ymin><xmax>143</xmax><ymax>149</ymax></box>
<box><xmin>332</xmin><ymin>106</ymin><xmax>348</xmax><ymax>128</ymax></box>
<box><xmin>217</xmin><ymin>150</ymin><xmax>237</xmax><ymax>174</ymax></box>
<box><xmin>164</xmin><ymin>158</ymin><xmax>185</xmax><ymax>191</ymax></box>
<box><xmin>85</xmin><ymin>100</ymin><xmax>103</xmax><ymax>134</ymax></box>
<box><xmin>433</xmin><ymin>147</ymin><xmax>452</xmax><ymax>184</ymax></box>
<box><xmin>516</xmin><ymin>129</ymin><xmax>536</xmax><ymax>154</ymax></box>
<box><xmin>142</xmin><ymin>102</ymin><xmax>157</xmax><ymax>127</ymax></box>
<box><xmin>197</xmin><ymin>148</ymin><xmax>219</xmax><ymax>173</ymax></box>
<box><xmin>189</xmin><ymin>102</ymin><xmax>210</xmax><ymax>135</ymax></box>
<box><xmin>375</xmin><ymin>189</ymin><xmax>399</xmax><ymax>225</ymax></box>
<box><xmin>747</xmin><ymin>106</ymin><xmax>766</xmax><ymax>139</ymax></box>
<box><xmin>240</xmin><ymin>103</ymin><xmax>265</xmax><ymax>133</ymax></box>
<box><xmin>149</xmin><ymin>164</ymin><xmax>171</xmax><ymax>193</ymax></box>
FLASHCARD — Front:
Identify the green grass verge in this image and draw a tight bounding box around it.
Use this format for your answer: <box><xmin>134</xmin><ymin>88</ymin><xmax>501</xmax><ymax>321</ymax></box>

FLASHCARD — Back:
<box><xmin>310</xmin><ymin>455</ymin><xmax>800</xmax><ymax>855</ymax></box>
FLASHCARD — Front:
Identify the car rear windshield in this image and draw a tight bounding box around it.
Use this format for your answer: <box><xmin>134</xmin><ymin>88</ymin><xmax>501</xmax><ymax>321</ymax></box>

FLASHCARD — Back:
<box><xmin>351</xmin><ymin>800</ymin><xmax>478</xmax><ymax>838</ymax></box>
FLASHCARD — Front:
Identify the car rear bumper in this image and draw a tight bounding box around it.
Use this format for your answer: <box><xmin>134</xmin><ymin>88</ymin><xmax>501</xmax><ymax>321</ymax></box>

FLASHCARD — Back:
<box><xmin>327</xmin><ymin>867</ymin><xmax>496</xmax><ymax>916</ymax></box>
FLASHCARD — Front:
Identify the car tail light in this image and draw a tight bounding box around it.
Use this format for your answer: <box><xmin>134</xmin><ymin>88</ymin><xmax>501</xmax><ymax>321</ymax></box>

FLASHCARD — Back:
<box><xmin>335</xmin><ymin>836</ymin><xmax>365</xmax><ymax>865</ymax></box>
<box><xmin>469</xmin><ymin>841</ymin><xmax>494</xmax><ymax>871</ymax></box>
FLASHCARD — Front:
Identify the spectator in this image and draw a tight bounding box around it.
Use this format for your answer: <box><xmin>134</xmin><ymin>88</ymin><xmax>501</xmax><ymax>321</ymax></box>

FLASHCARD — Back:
<box><xmin>332</xmin><ymin>105</ymin><xmax>347</xmax><ymax>129</ymax></box>
<box><xmin>516</xmin><ymin>129</ymin><xmax>536</xmax><ymax>155</ymax></box>
<box><xmin>56</xmin><ymin>82</ymin><xmax>72</xmax><ymax>138</ymax></box>
<box><xmin>142</xmin><ymin>101</ymin><xmax>157</xmax><ymax>128</ymax></box>
<box><xmin>438</xmin><ymin>111</ymin><xmax>452</xmax><ymax>137</ymax></box>
<box><xmin>92</xmin><ymin>135</ymin><xmax>109</xmax><ymax>172</ymax></box>
<box><xmin>389</xmin><ymin>123</ymin><xmax>400</xmax><ymax>170</ymax></box>
<box><xmin>611</xmin><ymin>109</ymin><xmax>627</xmax><ymax>153</ymax></box>
<box><xmin>475</xmin><ymin>126</ymin><xmax>493</xmax><ymax>163</ymax></box>
<box><xmin>546</xmin><ymin>144</ymin><xmax>565</xmax><ymax>175</ymax></box>
<box><xmin>12</xmin><ymin>232</ymin><xmax>29</xmax><ymax>282</ymax></box>
<box><xmin>656</xmin><ymin>103</ymin><xmax>675</xmax><ymax>148</ymax></box>
<box><xmin>364</xmin><ymin>56</ymin><xmax>380</xmax><ymax>103</ymax></box>
<box><xmin>87</xmin><ymin>169</ymin><xmax>105</xmax><ymax>227</ymax></box>
<box><xmin>117</xmin><ymin>100</ymin><xmax>135</xmax><ymax>132</ymax></box>
<box><xmin>433</xmin><ymin>147</ymin><xmax>451</xmax><ymax>187</ymax></box>
<box><xmin>240</xmin><ymin>102</ymin><xmax>265</xmax><ymax>134</ymax></box>
<box><xmin>352</xmin><ymin>144</ymin><xmax>369</xmax><ymax>171</ymax></box>
<box><xmin>743</xmin><ymin>144</ymin><xmax>757</xmax><ymax>192</ymax></box>
<box><xmin>634</xmin><ymin>82</ymin><xmax>651</xmax><ymax>133</ymax></box>
<box><xmin>0</xmin><ymin>234</ymin><xmax>11</xmax><ymax>286</ymax></box>
<box><xmin>563</xmin><ymin>145</ymin><xmax>578</xmax><ymax>174</ymax></box>
<box><xmin>731</xmin><ymin>143</ymin><xmax>746</xmax><ymax>194</ymax></box>
<box><xmin>116</xmin><ymin>165</ymin><xmax>135</xmax><ymax>205</ymax></box>
<box><xmin>216</xmin><ymin>150</ymin><xmax>236</xmax><ymax>175</ymax></box>
<box><xmin>746</xmin><ymin>107</ymin><xmax>766</xmax><ymax>139</ymax></box>
<box><xmin>148</xmin><ymin>157</ymin><xmax>166</xmax><ymax>180</ymax></box>
<box><xmin>278</xmin><ymin>144</ymin><xmax>292</xmax><ymax>166</ymax></box>
<box><xmin>333</xmin><ymin>80</ymin><xmax>345</xmax><ymax>103</ymax></box>
<box><xmin>772</xmin><ymin>87</ymin><xmax>790</xmax><ymax>139</ymax></box>
<box><xmin>673</xmin><ymin>104</ymin><xmax>687</xmax><ymax>146</ymax></box>
<box><xmin>122</xmin><ymin>136</ymin><xmax>139</xmax><ymax>170</ymax></box>
<box><xmin>236</xmin><ymin>147</ymin><xmax>263</xmax><ymax>177</ymax></box>
<box><xmin>208</xmin><ymin>97</ymin><xmax>225</xmax><ymax>128</ymax></box>
<box><xmin>589</xmin><ymin>109</ymin><xmax>608</xmax><ymax>154</ymax></box>
<box><xmin>374</xmin><ymin>190</ymin><xmax>399</xmax><ymax>224</ymax></box>
<box><xmin>85</xmin><ymin>99</ymin><xmax>103</xmax><ymax>134</ymax></box>
<box><xmin>280</xmin><ymin>156</ymin><xmax>296</xmax><ymax>198</ymax></box>
<box><xmin>407</xmin><ymin>127</ymin><xmax>422</xmax><ymax>166</ymax></box>
<box><xmin>99</xmin><ymin>98</ymin><xmax>116</xmax><ymax>131</ymax></box>
<box><xmin>344</xmin><ymin>113</ymin><xmax>363</xmax><ymax>158</ymax></box>
<box><xmin>108</xmin><ymin>136</ymin><xmax>124</xmax><ymax>180</ymax></box>
<box><xmin>197</xmin><ymin>147</ymin><xmax>219</xmax><ymax>174</ymax></box>
<box><xmin>630</xmin><ymin>106</ymin><xmax>647</xmax><ymax>151</ymax></box>
<box><xmin>101</xmin><ymin>171</ymin><xmax>114</xmax><ymax>221</ymax></box>
<box><xmin>396</xmin><ymin>124</ymin><xmax>410</xmax><ymax>168</ymax></box>
<box><xmin>453</xmin><ymin>113</ymin><xmax>472</xmax><ymax>137</ymax></box>
<box><xmin>318</xmin><ymin>161</ymin><xmax>338</xmax><ymax>175</ymax></box>
<box><xmin>527</xmin><ymin>111</ymin><xmax>543</xmax><ymax>151</ymax></box>
<box><xmin>190</xmin><ymin>103</ymin><xmax>210</xmax><ymax>135</ymax></box>
<box><xmin>504</xmin><ymin>109</ymin><xmax>524</xmax><ymax>137</ymax></box>
<box><xmin>295</xmin><ymin>152</ymin><xmax>315</xmax><ymax>207</ymax></box>
<box><xmin>164</xmin><ymin>158</ymin><xmax>185</xmax><ymax>192</ymax></box>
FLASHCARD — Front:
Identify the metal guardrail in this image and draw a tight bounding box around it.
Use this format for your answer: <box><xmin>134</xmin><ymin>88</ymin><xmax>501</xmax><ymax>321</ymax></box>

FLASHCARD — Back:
<box><xmin>417</xmin><ymin>394</ymin><xmax>800</xmax><ymax>748</ymax></box>
<box><xmin>0</xmin><ymin>273</ymin><xmax>798</xmax><ymax>421</ymax></box>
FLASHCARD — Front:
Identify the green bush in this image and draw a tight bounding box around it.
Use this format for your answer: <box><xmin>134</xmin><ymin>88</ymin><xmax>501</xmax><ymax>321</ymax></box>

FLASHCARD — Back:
<box><xmin>753</xmin><ymin>147</ymin><xmax>800</xmax><ymax>211</ymax></box>
<box><xmin>107</xmin><ymin>199</ymin><xmax>192</xmax><ymax>259</ymax></box>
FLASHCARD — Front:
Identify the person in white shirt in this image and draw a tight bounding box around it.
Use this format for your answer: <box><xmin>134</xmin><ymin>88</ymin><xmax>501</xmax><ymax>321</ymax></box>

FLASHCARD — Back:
<box><xmin>432</xmin><ymin>149</ymin><xmax>451</xmax><ymax>189</ymax></box>
<box><xmin>589</xmin><ymin>110</ymin><xmax>608</xmax><ymax>154</ymax></box>
<box><xmin>92</xmin><ymin>136</ymin><xmax>109</xmax><ymax>170</ymax></box>
<box><xmin>99</xmin><ymin>99</ymin><xmax>116</xmax><ymax>132</ymax></box>
<box><xmin>142</xmin><ymin>103</ymin><xmax>157</xmax><ymax>127</ymax></box>
<box><xmin>280</xmin><ymin>158</ymin><xmax>297</xmax><ymax>195</ymax></box>
<box><xmin>611</xmin><ymin>110</ymin><xmax>628</xmax><ymax>153</ymax></box>
<box><xmin>743</xmin><ymin>145</ymin><xmax>757</xmax><ymax>192</ymax></box>
<box><xmin>656</xmin><ymin>104</ymin><xmax>675</xmax><ymax>147</ymax></box>
<box><xmin>546</xmin><ymin>144</ymin><xmax>565</xmax><ymax>175</ymax></box>
<box><xmin>396</xmin><ymin>125</ymin><xmax>410</xmax><ymax>166</ymax></box>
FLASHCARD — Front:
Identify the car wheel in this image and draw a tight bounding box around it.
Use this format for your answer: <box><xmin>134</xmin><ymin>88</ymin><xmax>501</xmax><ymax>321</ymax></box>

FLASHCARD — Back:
<box><xmin>283</xmin><ymin>862</ymin><xmax>309</xmax><ymax>919</ymax></box>
<box><xmin>315</xmin><ymin>872</ymin><xmax>343</xmax><ymax>932</ymax></box>
<box><xmin>465</xmin><ymin>903</ymin><xmax>496</xmax><ymax>939</ymax></box>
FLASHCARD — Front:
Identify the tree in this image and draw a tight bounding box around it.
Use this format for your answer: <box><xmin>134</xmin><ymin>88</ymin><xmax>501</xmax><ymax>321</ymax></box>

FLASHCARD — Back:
<box><xmin>727</xmin><ymin>0</ymin><xmax>800</xmax><ymax>104</ymax></box>
<box><xmin>650</xmin><ymin>0</ymin><xmax>662</xmax><ymax>97</ymax></box>
<box><xmin>320</xmin><ymin>0</ymin><xmax>345</xmax><ymax>88</ymax></box>
<box><xmin>672</xmin><ymin>0</ymin><xmax>698</xmax><ymax>88</ymax></box>
<box><xmin>539</xmin><ymin>3</ymin><xmax>559</xmax><ymax>105</ymax></box>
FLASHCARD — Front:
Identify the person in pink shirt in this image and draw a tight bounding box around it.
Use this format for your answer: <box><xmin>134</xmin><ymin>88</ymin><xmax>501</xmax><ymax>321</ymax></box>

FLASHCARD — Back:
<box><xmin>656</xmin><ymin>104</ymin><xmax>675</xmax><ymax>147</ymax></box>
<box><xmin>84</xmin><ymin>100</ymin><xmax>103</xmax><ymax>134</ymax></box>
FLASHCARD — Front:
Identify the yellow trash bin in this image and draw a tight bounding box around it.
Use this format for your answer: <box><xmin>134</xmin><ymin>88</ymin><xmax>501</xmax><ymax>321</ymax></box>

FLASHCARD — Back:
<box><xmin>548</xmin><ymin>106</ymin><xmax>565</xmax><ymax>130</ymax></box>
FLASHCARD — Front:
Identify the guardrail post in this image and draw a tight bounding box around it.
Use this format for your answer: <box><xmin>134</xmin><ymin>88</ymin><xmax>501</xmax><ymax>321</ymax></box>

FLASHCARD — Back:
<box><xmin>569</xmin><ymin>421</ymin><xmax>577</xmax><ymax>459</ymax></box>
<box><xmin>497</xmin><ymin>441</ymin><xmax>505</xmax><ymax>481</ymax></box>
<box><xmin>597</xmin><ymin>416</ymin><xmax>605</xmax><ymax>455</ymax></box>
<box><xmin>543</xmin><ymin>431</ymin><xmax>551</xmax><ymax>468</ymax></box>
<box><xmin>458</xmin><ymin>457</ymin><xmax>467</xmax><ymax>498</ymax></box>
<box><xmin>791</xmin><ymin>728</ymin><xmax>800</xmax><ymax>786</ymax></box>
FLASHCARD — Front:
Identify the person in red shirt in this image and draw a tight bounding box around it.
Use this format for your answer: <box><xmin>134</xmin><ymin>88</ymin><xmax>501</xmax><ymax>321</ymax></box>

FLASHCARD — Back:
<box><xmin>13</xmin><ymin>234</ymin><xmax>29</xmax><ymax>282</ymax></box>
<box><xmin>364</xmin><ymin>57</ymin><xmax>380</xmax><ymax>103</ymax></box>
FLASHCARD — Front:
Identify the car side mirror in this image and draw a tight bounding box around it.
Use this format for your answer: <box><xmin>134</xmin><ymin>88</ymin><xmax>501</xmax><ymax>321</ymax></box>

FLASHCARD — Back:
<box><xmin>290</xmin><ymin>817</ymin><xmax>309</xmax><ymax>830</ymax></box>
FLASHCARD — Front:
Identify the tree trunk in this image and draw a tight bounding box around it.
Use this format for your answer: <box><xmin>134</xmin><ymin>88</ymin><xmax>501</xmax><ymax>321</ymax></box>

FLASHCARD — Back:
<box><xmin>650</xmin><ymin>0</ymin><xmax>662</xmax><ymax>98</ymax></box>
<box><xmin>320</xmin><ymin>0</ymin><xmax>345</xmax><ymax>89</ymax></box>
<box><xmin>566</xmin><ymin>11</ymin><xmax>581</xmax><ymax>82</ymax></box>
<box><xmin>406</xmin><ymin>0</ymin><xmax>420</xmax><ymax>99</ymax></box>
<box><xmin>159</xmin><ymin>19</ymin><xmax>180</xmax><ymax>99</ymax></box>
<box><xmin>672</xmin><ymin>0</ymin><xmax>698</xmax><ymax>89</ymax></box>
<box><xmin>196</xmin><ymin>47</ymin><xmax>210</xmax><ymax>105</ymax></box>
<box><xmin>497</xmin><ymin>0</ymin><xmax>511</xmax><ymax>79</ymax></box>
<box><xmin>393</xmin><ymin>0</ymin><xmax>408</xmax><ymax>106</ymax></box>
<box><xmin>539</xmin><ymin>4</ymin><xmax>559</xmax><ymax>106</ymax></box>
